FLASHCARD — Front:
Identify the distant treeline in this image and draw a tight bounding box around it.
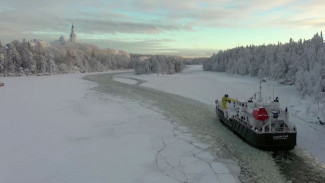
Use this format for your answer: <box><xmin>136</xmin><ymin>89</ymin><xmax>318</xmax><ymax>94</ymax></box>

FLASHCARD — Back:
<box><xmin>184</xmin><ymin>57</ymin><xmax>208</xmax><ymax>65</ymax></box>
<box><xmin>0</xmin><ymin>38</ymin><xmax>202</xmax><ymax>77</ymax></box>
<box><xmin>0</xmin><ymin>38</ymin><xmax>133</xmax><ymax>76</ymax></box>
<box><xmin>203</xmin><ymin>32</ymin><xmax>325</xmax><ymax>103</ymax></box>
<box><xmin>132</xmin><ymin>54</ymin><xmax>186</xmax><ymax>75</ymax></box>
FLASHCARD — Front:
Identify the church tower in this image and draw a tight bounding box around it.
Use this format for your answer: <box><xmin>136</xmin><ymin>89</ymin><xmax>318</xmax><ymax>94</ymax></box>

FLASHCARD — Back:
<box><xmin>69</xmin><ymin>23</ymin><xmax>76</xmax><ymax>43</ymax></box>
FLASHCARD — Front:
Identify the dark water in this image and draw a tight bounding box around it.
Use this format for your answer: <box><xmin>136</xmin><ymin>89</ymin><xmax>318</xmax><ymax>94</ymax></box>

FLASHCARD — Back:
<box><xmin>85</xmin><ymin>73</ymin><xmax>325</xmax><ymax>183</ymax></box>
<box><xmin>271</xmin><ymin>151</ymin><xmax>325</xmax><ymax>183</ymax></box>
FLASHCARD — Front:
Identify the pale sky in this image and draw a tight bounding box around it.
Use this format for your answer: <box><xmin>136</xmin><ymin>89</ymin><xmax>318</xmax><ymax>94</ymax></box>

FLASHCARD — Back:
<box><xmin>0</xmin><ymin>0</ymin><xmax>324</xmax><ymax>57</ymax></box>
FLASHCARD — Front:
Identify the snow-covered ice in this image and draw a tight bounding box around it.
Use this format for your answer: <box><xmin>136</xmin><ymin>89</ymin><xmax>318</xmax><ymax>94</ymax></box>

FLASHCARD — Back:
<box><xmin>0</xmin><ymin>73</ymin><xmax>239</xmax><ymax>183</ymax></box>
<box><xmin>114</xmin><ymin>65</ymin><xmax>325</xmax><ymax>163</ymax></box>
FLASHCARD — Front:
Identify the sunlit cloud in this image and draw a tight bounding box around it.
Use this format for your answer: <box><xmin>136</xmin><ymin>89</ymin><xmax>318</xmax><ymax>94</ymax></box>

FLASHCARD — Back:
<box><xmin>0</xmin><ymin>0</ymin><xmax>324</xmax><ymax>57</ymax></box>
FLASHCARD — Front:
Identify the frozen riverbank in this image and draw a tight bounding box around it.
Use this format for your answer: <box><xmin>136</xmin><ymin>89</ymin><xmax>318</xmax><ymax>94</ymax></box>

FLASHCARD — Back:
<box><xmin>0</xmin><ymin>72</ymin><xmax>239</xmax><ymax>183</ymax></box>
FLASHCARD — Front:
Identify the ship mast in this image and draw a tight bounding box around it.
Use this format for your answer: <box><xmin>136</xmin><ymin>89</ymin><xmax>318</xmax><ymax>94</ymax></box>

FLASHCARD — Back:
<box><xmin>259</xmin><ymin>81</ymin><xmax>262</xmax><ymax>102</ymax></box>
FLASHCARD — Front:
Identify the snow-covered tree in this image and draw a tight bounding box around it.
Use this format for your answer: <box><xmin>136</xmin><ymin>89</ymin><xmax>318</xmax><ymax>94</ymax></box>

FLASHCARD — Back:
<box><xmin>0</xmin><ymin>41</ymin><xmax>5</xmax><ymax>75</ymax></box>
<box><xmin>203</xmin><ymin>31</ymin><xmax>325</xmax><ymax>118</ymax></box>
<box><xmin>134</xmin><ymin>55</ymin><xmax>185</xmax><ymax>75</ymax></box>
<box><xmin>5</xmin><ymin>43</ymin><xmax>21</xmax><ymax>76</ymax></box>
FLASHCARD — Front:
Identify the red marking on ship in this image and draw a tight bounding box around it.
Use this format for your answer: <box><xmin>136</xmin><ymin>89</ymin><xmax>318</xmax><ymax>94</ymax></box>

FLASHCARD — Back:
<box><xmin>252</xmin><ymin>107</ymin><xmax>269</xmax><ymax>121</ymax></box>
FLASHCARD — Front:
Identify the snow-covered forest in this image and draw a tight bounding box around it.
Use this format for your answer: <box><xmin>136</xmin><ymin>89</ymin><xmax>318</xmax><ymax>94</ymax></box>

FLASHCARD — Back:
<box><xmin>0</xmin><ymin>38</ymin><xmax>195</xmax><ymax>77</ymax></box>
<box><xmin>184</xmin><ymin>57</ymin><xmax>207</xmax><ymax>65</ymax></box>
<box><xmin>203</xmin><ymin>32</ymin><xmax>325</xmax><ymax>116</ymax></box>
<box><xmin>0</xmin><ymin>39</ymin><xmax>132</xmax><ymax>76</ymax></box>
<box><xmin>132</xmin><ymin>54</ymin><xmax>186</xmax><ymax>75</ymax></box>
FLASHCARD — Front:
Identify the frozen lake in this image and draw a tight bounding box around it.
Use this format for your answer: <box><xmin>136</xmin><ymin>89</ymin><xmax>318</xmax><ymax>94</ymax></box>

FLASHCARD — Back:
<box><xmin>1</xmin><ymin>65</ymin><xmax>325</xmax><ymax>183</ymax></box>
<box><xmin>0</xmin><ymin>72</ymin><xmax>239</xmax><ymax>183</ymax></box>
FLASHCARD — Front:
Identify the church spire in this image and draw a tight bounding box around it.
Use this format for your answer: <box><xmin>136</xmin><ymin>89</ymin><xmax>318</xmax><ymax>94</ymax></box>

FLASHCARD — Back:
<box><xmin>69</xmin><ymin>23</ymin><xmax>76</xmax><ymax>43</ymax></box>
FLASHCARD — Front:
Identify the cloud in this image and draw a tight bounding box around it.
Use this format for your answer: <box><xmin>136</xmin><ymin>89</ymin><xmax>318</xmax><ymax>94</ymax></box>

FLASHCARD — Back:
<box><xmin>68</xmin><ymin>18</ymin><xmax>182</xmax><ymax>34</ymax></box>
<box><xmin>266</xmin><ymin>18</ymin><xmax>325</xmax><ymax>29</ymax></box>
<box><xmin>84</xmin><ymin>38</ymin><xmax>215</xmax><ymax>57</ymax></box>
<box><xmin>81</xmin><ymin>38</ymin><xmax>171</xmax><ymax>53</ymax></box>
<box><xmin>1</xmin><ymin>0</ymin><xmax>321</xmax><ymax>34</ymax></box>
<box><xmin>0</xmin><ymin>0</ymin><xmax>324</xmax><ymax>56</ymax></box>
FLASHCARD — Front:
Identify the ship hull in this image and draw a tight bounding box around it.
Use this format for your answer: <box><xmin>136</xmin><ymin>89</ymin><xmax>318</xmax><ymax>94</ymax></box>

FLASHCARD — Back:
<box><xmin>217</xmin><ymin>109</ymin><xmax>296</xmax><ymax>150</ymax></box>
